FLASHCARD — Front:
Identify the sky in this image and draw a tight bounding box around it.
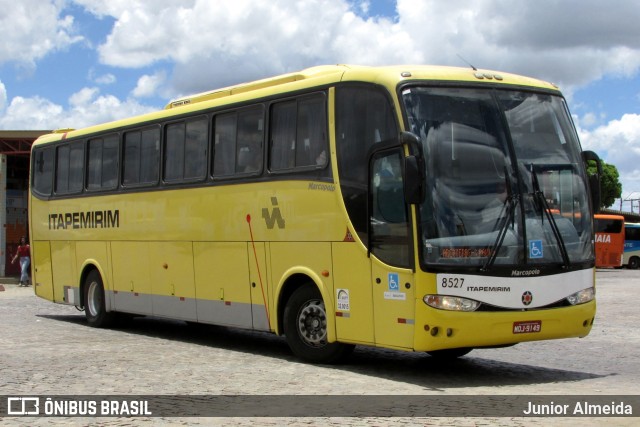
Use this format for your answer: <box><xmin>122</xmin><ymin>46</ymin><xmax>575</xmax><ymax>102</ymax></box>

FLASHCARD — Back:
<box><xmin>1</xmin><ymin>0</ymin><xmax>639</xmax><ymax>210</ymax></box>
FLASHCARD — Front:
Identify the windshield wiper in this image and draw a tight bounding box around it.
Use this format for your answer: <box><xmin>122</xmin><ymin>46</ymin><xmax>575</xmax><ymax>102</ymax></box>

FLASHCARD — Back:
<box><xmin>482</xmin><ymin>171</ymin><xmax>518</xmax><ymax>272</ymax></box>
<box><xmin>530</xmin><ymin>165</ymin><xmax>570</xmax><ymax>268</ymax></box>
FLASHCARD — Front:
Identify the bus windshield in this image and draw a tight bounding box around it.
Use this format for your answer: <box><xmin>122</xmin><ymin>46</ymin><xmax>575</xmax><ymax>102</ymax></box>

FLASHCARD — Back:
<box><xmin>402</xmin><ymin>87</ymin><xmax>593</xmax><ymax>270</ymax></box>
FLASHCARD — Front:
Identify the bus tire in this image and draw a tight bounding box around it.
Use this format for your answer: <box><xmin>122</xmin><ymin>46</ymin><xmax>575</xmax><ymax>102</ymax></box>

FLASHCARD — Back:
<box><xmin>628</xmin><ymin>257</ymin><xmax>639</xmax><ymax>270</ymax></box>
<box><xmin>283</xmin><ymin>284</ymin><xmax>354</xmax><ymax>364</ymax></box>
<box><xmin>427</xmin><ymin>348</ymin><xmax>472</xmax><ymax>359</ymax></box>
<box><xmin>84</xmin><ymin>270</ymin><xmax>115</xmax><ymax>328</ymax></box>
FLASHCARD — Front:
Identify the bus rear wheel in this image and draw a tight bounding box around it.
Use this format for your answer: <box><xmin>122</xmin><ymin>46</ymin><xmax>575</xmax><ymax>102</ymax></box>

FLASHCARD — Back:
<box><xmin>84</xmin><ymin>270</ymin><xmax>115</xmax><ymax>328</ymax></box>
<box><xmin>628</xmin><ymin>257</ymin><xmax>639</xmax><ymax>270</ymax></box>
<box><xmin>283</xmin><ymin>284</ymin><xmax>353</xmax><ymax>364</ymax></box>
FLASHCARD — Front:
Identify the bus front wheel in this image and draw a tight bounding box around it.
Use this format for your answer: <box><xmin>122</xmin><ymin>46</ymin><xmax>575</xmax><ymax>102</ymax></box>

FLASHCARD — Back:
<box><xmin>84</xmin><ymin>270</ymin><xmax>115</xmax><ymax>328</ymax></box>
<box><xmin>283</xmin><ymin>284</ymin><xmax>353</xmax><ymax>364</ymax></box>
<box><xmin>628</xmin><ymin>257</ymin><xmax>639</xmax><ymax>270</ymax></box>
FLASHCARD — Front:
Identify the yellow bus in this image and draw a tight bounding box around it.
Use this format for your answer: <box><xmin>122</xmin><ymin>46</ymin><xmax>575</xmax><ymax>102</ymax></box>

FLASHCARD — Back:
<box><xmin>29</xmin><ymin>65</ymin><xmax>600</xmax><ymax>363</ymax></box>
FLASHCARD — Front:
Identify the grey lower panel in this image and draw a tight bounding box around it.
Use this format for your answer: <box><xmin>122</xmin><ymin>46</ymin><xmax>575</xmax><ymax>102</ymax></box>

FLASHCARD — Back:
<box><xmin>196</xmin><ymin>299</ymin><xmax>253</xmax><ymax>329</ymax></box>
<box><xmin>110</xmin><ymin>290</ymin><xmax>152</xmax><ymax>316</ymax></box>
<box><xmin>251</xmin><ymin>305</ymin><xmax>270</xmax><ymax>331</ymax></box>
<box><xmin>107</xmin><ymin>290</ymin><xmax>267</xmax><ymax>330</ymax></box>
<box><xmin>152</xmin><ymin>294</ymin><xmax>197</xmax><ymax>321</ymax></box>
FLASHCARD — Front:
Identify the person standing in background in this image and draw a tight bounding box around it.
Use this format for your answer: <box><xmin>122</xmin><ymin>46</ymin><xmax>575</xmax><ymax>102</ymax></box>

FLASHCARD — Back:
<box><xmin>11</xmin><ymin>236</ymin><xmax>31</xmax><ymax>287</ymax></box>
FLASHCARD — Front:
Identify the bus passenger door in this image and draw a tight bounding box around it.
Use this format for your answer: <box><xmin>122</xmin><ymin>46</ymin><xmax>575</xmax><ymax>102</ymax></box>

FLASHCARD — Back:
<box><xmin>369</xmin><ymin>149</ymin><xmax>416</xmax><ymax>349</ymax></box>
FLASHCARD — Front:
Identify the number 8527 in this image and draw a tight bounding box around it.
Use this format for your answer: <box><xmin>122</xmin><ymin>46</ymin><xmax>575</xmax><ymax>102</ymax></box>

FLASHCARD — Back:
<box><xmin>441</xmin><ymin>277</ymin><xmax>464</xmax><ymax>288</ymax></box>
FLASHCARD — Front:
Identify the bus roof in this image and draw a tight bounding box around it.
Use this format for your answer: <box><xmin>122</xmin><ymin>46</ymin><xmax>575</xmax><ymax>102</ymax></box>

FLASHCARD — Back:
<box><xmin>32</xmin><ymin>64</ymin><xmax>561</xmax><ymax>147</ymax></box>
<box><xmin>163</xmin><ymin>64</ymin><xmax>559</xmax><ymax>110</ymax></box>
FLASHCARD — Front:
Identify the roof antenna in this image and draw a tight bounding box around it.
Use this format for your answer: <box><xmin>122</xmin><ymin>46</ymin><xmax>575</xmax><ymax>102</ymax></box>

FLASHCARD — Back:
<box><xmin>457</xmin><ymin>54</ymin><xmax>477</xmax><ymax>71</ymax></box>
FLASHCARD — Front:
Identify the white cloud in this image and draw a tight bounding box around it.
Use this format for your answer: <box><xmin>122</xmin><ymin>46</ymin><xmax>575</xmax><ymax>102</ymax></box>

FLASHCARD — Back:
<box><xmin>0</xmin><ymin>81</ymin><xmax>6</xmax><ymax>112</ymax></box>
<box><xmin>581</xmin><ymin>113</ymin><xmax>598</xmax><ymax>128</ymax></box>
<box><xmin>72</xmin><ymin>0</ymin><xmax>420</xmax><ymax>95</ymax></box>
<box><xmin>354</xmin><ymin>0</ymin><xmax>371</xmax><ymax>15</ymax></box>
<box><xmin>69</xmin><ymin>87</ymin><xmax>100</xmax><ymax>107</ymax></box>
<box><xmin>0</xmin><ymin>0</ymin><xmax>83</xmax><ymax>70</ymax></box>
<box><xmin>68</xmin><ymin>0</ymin><xmax>640</xmax><ymax>99</ymax></box>
<box><xmin>579</xmin><ymin>114</ymin><xmax>640</xmax><ymax>194</ymax></box>
<box><xmin>132</xmin><ymin>71</ymin><xmax>167</xmax><ymax>98</ymax></box>
<box><xmin>395</xmin><ymin>0</ymin><xmax>640</xmax><ymax>91</ymax></box>
<box><xmin>0</xmin><ymin>96</ymin><xmax>64</xmax><ymax>130</ymax></box>
<box><xmin>95</xmin><ymin>73</ymin><xmax>117</xmax><ymax>85</ymax></box>
<box><xmin>0</xmin><ymin>89</ymin><xmax>155</xmax><ymax>130</ymax></box>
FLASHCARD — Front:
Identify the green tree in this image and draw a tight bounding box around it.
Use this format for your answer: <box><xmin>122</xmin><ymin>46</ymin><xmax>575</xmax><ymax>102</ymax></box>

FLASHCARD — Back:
<box><xmin>587</xmin><ymin>160</ymin><xmax>622</xmax><ymax>210</ymax></box>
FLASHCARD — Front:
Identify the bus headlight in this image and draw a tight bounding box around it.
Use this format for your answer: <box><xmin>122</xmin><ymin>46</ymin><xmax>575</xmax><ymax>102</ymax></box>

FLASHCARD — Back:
<box><xmin>566</xmin><ymin>287</ymin><xmax>595</xmax><ymax>305</ymax></box>
<box><xmin>423</xmin><ymin>295</ymin><xmax>480</xmax><ymax>312</ymax></box>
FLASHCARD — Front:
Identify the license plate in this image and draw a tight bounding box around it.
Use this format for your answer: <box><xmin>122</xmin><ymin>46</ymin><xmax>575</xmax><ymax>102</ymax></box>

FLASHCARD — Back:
<box><xmin>513</xmin><ymin>320</ymin><xmax>541</xmax><ymax>334</ymax></box>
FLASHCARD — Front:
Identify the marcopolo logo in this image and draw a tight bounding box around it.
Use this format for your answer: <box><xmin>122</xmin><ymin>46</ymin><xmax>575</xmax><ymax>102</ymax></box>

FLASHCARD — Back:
<box><xmin>511</xmin><ymin>269</ymin><xmax>541</xmax><ymax>277</ymax></box>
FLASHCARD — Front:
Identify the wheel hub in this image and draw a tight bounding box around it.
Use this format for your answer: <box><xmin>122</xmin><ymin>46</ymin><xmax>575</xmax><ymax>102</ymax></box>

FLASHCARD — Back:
<box><xmin>297</xmin><ymin>300</ymin><xmax>327</xmax><ymax>347</ymax></box>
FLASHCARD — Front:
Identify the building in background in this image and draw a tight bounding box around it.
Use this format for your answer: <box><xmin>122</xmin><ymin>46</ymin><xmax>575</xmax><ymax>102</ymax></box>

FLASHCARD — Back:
<box><xmin>0</xmin><ymin>130</ymin><xmax>50</xmax><ymax>277</ymax></box>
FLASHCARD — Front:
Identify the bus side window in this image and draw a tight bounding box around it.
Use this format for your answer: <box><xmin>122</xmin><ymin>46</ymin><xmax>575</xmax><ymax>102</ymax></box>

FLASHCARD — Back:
<box><xmin>296</xmin><ymin>96</ymin><xmax>326</xmax><ymax>168</ymax></box>
<box><xmin>370</xmin><ymin>150</ymin><xmax>411</xmax><ymax>268</ymax></box>
<box><xmin>165</xmin><ymin>122</ymin><xmax>186</xmax><ymax>182</ymax></box>
<box><xmin>87</xmin><ymin>134</ymin><xmax>119</xmax><ymax>191</ymax></box>
<box><xmin>236</xmin><ymin>107</ymin><xmax>264</xmax><ymax>174</ymax></box>
<box><xmin>33</xmin><ymin>147</ymin><xmax>54</xmax><ymax>196</ymax></box>
<box><xmin>123</xmin><ymin>131</ymin><xmax>141</xmax><ymax>185</ymax></box>
<box><xmin>185</xmin><ymin>118</ymin><xmax>208</xmax><ymax>180</ymax></box>
<box><xmin>270</xmin><ymin>101</ymin><xmax>297</xmax><ymax>171</ymax></box>
<box><xmin>165</xmin><ymin>117</ymin><xmax>208</xmax><ymax>182</ymax></box>
<box><xmin>140</xmin><ymin>128</ymin><xmax>160</xmax><ymax>184</ymax></box>
<box><xmin>336</xmin><ymin>85</ymin><xmax>398</xmax><ymax>244</ymax></box>
<box><xmin>213</xmin><ymin>112</ymin><xmax>237</xmax><ymax>177</ymax></box>
<box><xmin>55</xmin><ymin>142</ymin><xmax>84</xmax><ymax>194</ymax></box>
<box><xmin>123</xmin><ymin>127</ymin><xmax>160</xmax><ymax>186</ymax></box>
<box><xmin>269</xmin><ymin>93</ymin><xmax>327</xmax><ymax>172</ymax></box>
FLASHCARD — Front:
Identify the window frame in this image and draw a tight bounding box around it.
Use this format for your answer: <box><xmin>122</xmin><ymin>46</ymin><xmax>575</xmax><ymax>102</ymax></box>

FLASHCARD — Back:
<box><xmin>54</xmin><ymin>141</ymin><xmax>85</xmax><ymax>195</ymax></box>
<box><xmin>86</xmin><ymin>133</ymin><xmax>120</xmax><ymax>192</ymax></box>
<box><xmin>211</xmin><ymin>105</ymin><xmax>265</xmax><ymax>180</ymax></box>
<box><xmin>268</xmin><ymin>92</ymin><xmax>329</xmax><ymax>175</ymax></box>
<box><xmin>163</xmin><ymin>115</ymin><xmax>209</xmax><ymax>184</ymax></box>
<box><xmin>32</xmin><ymin>146</ymin><xmax>55</xmax><ymax>197</ymax></box>
<box><xmin>30</xmin><ymin>88</ymin><xmax>335</xmax><ymax>201</ymax></box>
<box><xmin>122</xmin><ymin>125</ymin><xmax>161</xmax><ymax>188</ymax></box>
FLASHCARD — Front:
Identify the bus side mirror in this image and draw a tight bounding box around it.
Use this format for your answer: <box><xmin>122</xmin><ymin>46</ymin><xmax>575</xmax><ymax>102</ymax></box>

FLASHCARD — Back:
<box><xmin>400</xmin><ymin>131</ymin><xmax>420</xmax><ymax>149</ymax></box>
<box><xmin>404</xmin><ymin>155</ymin><xmax>425</xmax><ymax>205</ymax></box>
<box><xmin>582</xmin><ymin>150</ymin><xmax>602</xmax><ymax>212</ymax></box>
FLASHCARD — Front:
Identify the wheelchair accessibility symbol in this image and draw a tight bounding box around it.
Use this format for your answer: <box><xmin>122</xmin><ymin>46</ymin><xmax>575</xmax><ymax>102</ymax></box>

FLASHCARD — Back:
<box><xmin>529</xmin><ymin>240</ymin><xmax>543</xmax><ymax>259</ymax></box>
<box><xmin>388</xmin><ymin>273</ymin><xmax>399</xmax><ymax>291</ymax></box>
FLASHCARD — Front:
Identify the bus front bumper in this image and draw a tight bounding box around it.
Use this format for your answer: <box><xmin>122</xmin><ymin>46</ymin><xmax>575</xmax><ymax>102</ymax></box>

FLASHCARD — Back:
<box><xmin>413</xmin><ymin>300</ymin><xmax>596</xmax><ymax>352</ymax></box>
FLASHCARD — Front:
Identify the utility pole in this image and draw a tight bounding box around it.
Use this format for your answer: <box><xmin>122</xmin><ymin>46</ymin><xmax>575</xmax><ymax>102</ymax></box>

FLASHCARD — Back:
<box><xmin>624</xmin><ymin>192</ymin><xmax>640</xmax><ymax>213</ymax></box>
